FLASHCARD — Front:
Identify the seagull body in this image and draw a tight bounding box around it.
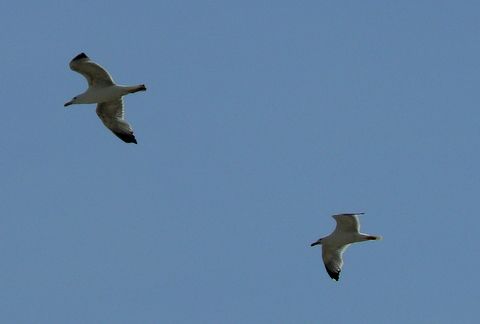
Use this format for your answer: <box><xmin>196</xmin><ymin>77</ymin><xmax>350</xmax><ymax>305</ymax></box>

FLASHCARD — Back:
<box><xmin>311</xmin><ymin>213</ymin><xmax>381</xmax><ymax>281</ymax></box>
<box><xmin>64</xmin><ymin>53</ymin><xmax>146</xmax><ymax>144</ymax></box>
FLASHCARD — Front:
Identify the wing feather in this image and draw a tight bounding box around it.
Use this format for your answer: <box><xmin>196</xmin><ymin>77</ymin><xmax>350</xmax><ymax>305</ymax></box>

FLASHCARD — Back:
<box><xmin>322</xmin><ymin>245</ymin><xmax>348</xmax><ymax>281</ymax></box>
<box><xmin>332</xmin><ymin>213</ymin><xmax>363</xmax><ymax>234</ymax></box>
<box><xmin>69</xmin><ymin>53</ymin><xmax>115</xmax><ymax>87</ymax></box>
<box><xmin>96</xmin><ymin>99</ymin><xmax>137</xmax><ymax>144</ymax></box>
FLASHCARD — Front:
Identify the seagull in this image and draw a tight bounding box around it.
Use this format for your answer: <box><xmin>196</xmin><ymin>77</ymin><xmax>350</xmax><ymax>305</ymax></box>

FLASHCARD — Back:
<box><xmin>64</xmin><ymin>53</ymin><xmax>146</xmax><ymax>144</ymax></box>
<box><xmin>310</xmin><ymin>213</ymin><xmax>382</xmax><ymax>281</ymax></box>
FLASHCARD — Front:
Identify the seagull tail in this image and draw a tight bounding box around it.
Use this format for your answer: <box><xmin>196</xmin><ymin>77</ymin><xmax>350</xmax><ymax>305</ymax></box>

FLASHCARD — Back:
<box><xmin>366</xmin><ymin>235</ymin><xmax>382</xmax><ymax>241</ymax></box>
<box><xmin>126</xmin><ymin>84</ymin><xmax>147</xmax><ymax>94</ymax></box>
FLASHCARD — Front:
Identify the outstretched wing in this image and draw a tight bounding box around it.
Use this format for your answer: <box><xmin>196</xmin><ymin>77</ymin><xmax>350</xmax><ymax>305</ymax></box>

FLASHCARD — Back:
<box><xmin>322</xmin><ymin>244</ymin><xmax>349</xmax><ymax>281</ymax></box>
<box><xmin>69</xmin><ymin>53</ymin><xmax>115</xmax><ymax>87</ymax></box>
<box><xmin>332</xmin><ymin>213</ymin><xmax>363</xmax><ymax>234</ymax></box>
<box><xmin>96</xmin><ymin>99</ymin><xmax>137</xmax><ymax>144</ymax></box>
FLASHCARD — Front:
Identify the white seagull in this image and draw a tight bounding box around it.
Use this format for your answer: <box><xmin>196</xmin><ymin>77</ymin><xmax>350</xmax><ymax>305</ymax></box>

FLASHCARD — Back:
<box><xmin>64</xmin><ymin>53</ymin><xmax>146</xmax><ymax>144</ymax></box>
<box><xmin>311</xmin><ymin>213</ymin><xmax>382</xmax><ymax>281</ymax></box>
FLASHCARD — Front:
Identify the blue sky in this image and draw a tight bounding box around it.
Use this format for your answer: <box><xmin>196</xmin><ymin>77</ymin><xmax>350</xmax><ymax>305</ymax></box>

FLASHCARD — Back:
<box><xmin>1</xmin><ymin>1</ymin><xmax>479</xmax><ymax>323</ymax></box>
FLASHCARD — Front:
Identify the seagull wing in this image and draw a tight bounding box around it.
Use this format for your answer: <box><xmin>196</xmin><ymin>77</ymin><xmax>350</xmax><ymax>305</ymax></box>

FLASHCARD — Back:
<box><xmin>322</xmin><ymin>244</ymin><xmax>348</xmax><ymax>281</ymax></box>
<box><xmin>69</xmin><ymin>53</ymin><xmax>115</xmax><ymax>87</ymax></box>
<box><xmin>96</xmin><ymin>99</ymin><xmax>137</xmax><ymax>144</ymax></box>
<box><xmin>332</xmin><ymin>213</ymin><xmax>363</xmax><ymax>234</ymax></box>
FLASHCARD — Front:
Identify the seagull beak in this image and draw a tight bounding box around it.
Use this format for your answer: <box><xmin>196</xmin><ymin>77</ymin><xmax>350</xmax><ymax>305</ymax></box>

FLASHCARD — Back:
<box><xmin>310</xmin><ymin>240</ymin><xmax>321</xmax><ymax>247</ymax></box>
<box><xmin>64</xmin><ymin>100</ymin><xmax>73</xmax><ymax>107</ymax></box>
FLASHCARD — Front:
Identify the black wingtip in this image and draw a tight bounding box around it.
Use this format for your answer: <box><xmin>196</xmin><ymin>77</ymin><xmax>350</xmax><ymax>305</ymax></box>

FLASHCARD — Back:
<box><xmin>113</xmin><ymin>131</ymin><xmax>138</xmax><ymax>144</ymax></box>
<box><xmin>334</xmin><ymin>212</ymin><xmax>365</xmax><ymax>217</ymax></box>
<box><xmin>325</xmin><ymin>266</ymin><xmax>340</xmax><ymax>281</ymax></box>
<box><xmin>72</xmin><ymin>52</ymin><xmax>88</xmax><ymax>61</ymax></box>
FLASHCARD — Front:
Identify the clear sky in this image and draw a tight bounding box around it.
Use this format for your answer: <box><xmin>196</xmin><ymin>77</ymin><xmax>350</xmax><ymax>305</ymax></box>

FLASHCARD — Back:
<box><xmin>1</xmin><ymin>1</ymin><xmax>479</xmax><ymax>323</ymax></box>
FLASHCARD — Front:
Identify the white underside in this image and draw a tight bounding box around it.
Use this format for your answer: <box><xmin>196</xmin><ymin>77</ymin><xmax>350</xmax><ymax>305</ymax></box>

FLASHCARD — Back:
<box><xmin>323</xmin><ymin>232</ymin><xmax>369</xmax><ymax>246</ymax></box>
<box><xmin>77</xmin><ymin>85</ymin><xmax>132</xmax><ymax>104</ymax></box>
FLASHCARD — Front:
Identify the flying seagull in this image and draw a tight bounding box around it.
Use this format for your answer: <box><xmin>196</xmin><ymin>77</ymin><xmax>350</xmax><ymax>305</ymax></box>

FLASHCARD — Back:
<box><xmin>310</xmin><ymin>213</ymin><xmax>382</xmax><ymax>281</ymax></box>
<box><xmin>64</xmin><ymin>53</ymin><xmax>146</xmax><ymax>144</ymax></box>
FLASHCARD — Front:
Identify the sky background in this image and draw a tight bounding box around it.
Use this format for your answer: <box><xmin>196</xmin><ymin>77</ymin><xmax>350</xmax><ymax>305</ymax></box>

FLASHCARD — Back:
<box><xmin>1</xmin><ymin>0</ymin><xmax>479</xmax><ymax>323</ymax></box>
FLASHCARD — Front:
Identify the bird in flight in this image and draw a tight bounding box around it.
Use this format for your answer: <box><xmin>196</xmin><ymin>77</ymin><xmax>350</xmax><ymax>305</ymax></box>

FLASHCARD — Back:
<box><xmin>311</xmin><ymin>213</ymin><xmax>382</xmax><ymax>281</ymax></box>
<box><xmin>64</xmin><ymin>53</ymin><xmax>146</xmax><ymax>144</ymax></box>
